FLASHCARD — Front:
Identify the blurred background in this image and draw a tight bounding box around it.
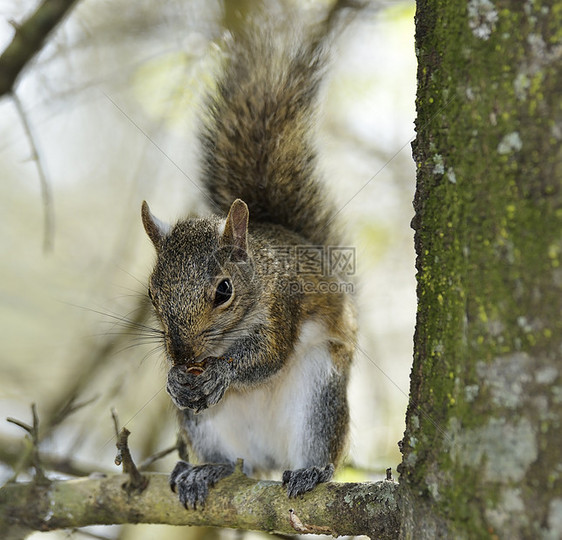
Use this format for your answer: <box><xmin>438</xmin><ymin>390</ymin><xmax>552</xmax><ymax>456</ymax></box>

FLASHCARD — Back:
<box><xmin>0</xmin><ymin>0</ymin><xmax>416</xmax><ymax>538</ymax></box>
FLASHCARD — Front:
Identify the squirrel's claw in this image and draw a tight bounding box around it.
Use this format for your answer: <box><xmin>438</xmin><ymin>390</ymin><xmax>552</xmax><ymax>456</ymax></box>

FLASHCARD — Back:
<box><xmin>282</xmin><ymin>464</ymin><xmax>334</xmax><ymax>498</ymax></box>
<box><xmin>170</xmin><ymin>461</ymin><xmax>235</xmax><ymax>510</ymax></box>
<box><xmin>169</xmin><ymin>460</ymin><xmax>191</xmax><ymax>493</ymax></box>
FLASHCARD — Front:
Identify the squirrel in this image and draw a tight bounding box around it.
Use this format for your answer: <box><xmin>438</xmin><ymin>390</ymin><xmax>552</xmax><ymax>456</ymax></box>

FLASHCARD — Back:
<box><xmin>141</xmin><ymin>7</ymin><xmax>357</xmax><ymax>509</ymax></box>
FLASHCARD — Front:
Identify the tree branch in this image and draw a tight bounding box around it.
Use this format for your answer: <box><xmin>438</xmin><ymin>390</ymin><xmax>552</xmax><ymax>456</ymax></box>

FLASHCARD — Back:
<box><xmin>0</xmin><ymin>472</ymin><xmax>400</xmax><ymax>539</ymax></box>
<box><xmin>0</xmin><ymin>0</ymin><xmax>80</xmax><ymax>96</ymax></box>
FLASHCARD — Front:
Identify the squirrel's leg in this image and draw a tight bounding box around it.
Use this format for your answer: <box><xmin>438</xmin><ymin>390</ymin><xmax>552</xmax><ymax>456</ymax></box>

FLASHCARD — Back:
<box><xmin>170</xmin><ymin>414</ymin><xmax>236</xmax><ymax>509</ymax></box>
<box><xmin>282</xmin><ymin>358</ymin><xmax>350</xmax><ymax>498</ymax></box>
<box><xmin>170</xmin><ymin>460</ymin><xmax>235</xmax><ymax>509</ymax></box>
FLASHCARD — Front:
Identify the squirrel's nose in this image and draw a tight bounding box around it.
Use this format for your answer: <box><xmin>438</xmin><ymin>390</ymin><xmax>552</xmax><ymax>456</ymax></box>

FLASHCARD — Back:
<box><xmin>167</xmin><ymin>330</ymin><xmax>195</xmax><ymax>366</ymax></box>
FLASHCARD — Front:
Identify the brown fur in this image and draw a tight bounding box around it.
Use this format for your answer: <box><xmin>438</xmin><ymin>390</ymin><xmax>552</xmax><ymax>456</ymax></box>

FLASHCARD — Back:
<box><xmin>200</xmin><ymin>23</ymin><xmax>339</xmax><ymax>246</ymax></box>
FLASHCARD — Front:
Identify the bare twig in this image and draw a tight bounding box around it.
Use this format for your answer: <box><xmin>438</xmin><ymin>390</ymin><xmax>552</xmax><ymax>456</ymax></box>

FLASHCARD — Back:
<box><xmin>0</xmin><ymin>434</ymin><xmax>112</xmax><ymax>477</ymax></box>
<box><xmin>6</xmin><ymin>404</ymin><xmax>49</xmax><ymax>485</ymax></box>
<box><xmin>12</xmin><ymin>92</ymin><xmax>55</xmax><ymax>252</ymax></box>
<box><xmin>3</xmin><ymin>396</ymin><xmax>99</xmax><ymax>480</ymax></box>
<box><xmin>1</xmin><ymin>0</ymin><xmax>81</xmax><ymax>252</ymax></box>
<box><xmin>0</xmin><ymin>0</ymin><xmax>80</xmax><ymax>96</ymax></box>
<box><xmin>324</xmin><ymin>0</ymin><xmax>369</xmax><ymax>34</ymax></box>
<box><xmin>111</xmin><ymin>408</ymin><xmax>120</xmax><ymax>440</ymax></box>
<box><xmin>138</xmin><ymin>443</ymin><xmax>179</xmax><ymax>471</ymax></box>
<box><xmin>112</xmin><ymin>411</ymin><xmax>148</xmax><ymax>493</ymax></box>
<box><xmin>386</xmin><ymin>467</ymin><xmax>394</xmax><ymax>482</ymax></box>
<box><xmin>46</xmin><ymin>394</ymin><xmax>99</xmax><ymax>433</ymax></box>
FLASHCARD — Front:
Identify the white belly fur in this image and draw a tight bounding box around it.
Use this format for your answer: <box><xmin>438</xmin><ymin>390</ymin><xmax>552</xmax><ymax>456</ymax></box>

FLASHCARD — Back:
<box><xmin>190</xmin><ymin>318</ymin><xmax>334</xmax><ymax>473</ymax></box>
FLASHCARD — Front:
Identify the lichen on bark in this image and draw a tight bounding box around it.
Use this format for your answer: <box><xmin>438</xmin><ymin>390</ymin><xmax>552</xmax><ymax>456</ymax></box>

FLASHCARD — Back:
<box><xmin>401</xmin><ymin>0</ymin><xmax>562</xmax><ymax>538</ymax></box>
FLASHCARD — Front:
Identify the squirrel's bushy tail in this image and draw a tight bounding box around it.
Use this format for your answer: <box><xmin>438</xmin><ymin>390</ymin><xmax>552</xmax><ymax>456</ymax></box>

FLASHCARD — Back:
<box><xmin>199</xmin><ymin>20</ymin><xmax>336</xmax><ymax>246</ymax></box>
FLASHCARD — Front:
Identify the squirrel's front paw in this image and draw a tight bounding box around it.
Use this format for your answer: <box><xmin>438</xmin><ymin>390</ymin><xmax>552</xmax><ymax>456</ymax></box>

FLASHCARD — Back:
<box><xmin>282</xmin><ymin>464</ymin><xmax>334</xmax><ymax>498</ymax></box>
<box><xmin>170</xmin><ymin>461</ymin><xmax>234</xmax><ymax>509</ymax></box>
<box><xmin>167</xmin><ymin>359</ymin><xmax>230</xmax><ymax>412</ymax></box>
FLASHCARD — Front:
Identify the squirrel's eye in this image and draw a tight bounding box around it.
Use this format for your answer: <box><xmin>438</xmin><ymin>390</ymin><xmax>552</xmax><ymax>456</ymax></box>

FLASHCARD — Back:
<box><xmin>214</xmin><ymin>278</ymin><xmax>233</xmax><ymax>307</ymax></box>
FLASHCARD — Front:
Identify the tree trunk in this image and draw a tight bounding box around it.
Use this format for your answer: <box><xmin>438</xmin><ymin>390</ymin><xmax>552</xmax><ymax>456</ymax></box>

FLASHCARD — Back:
<box><xmin>400</xmin><ymin>0</ymin><xmax>562</xmax><ymax>538</ymax></box>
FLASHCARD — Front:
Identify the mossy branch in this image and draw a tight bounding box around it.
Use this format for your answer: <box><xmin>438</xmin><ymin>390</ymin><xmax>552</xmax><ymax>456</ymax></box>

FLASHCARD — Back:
<box><xmin>0</xmin><ymin>472</ymin><xmax>400</xmax><ymax>539</ymax></box>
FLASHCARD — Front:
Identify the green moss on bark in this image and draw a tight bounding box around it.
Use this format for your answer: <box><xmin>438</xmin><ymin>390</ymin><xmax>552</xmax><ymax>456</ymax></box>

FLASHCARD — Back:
<box><xmin>401</xmin><ymin>1</ymin><xmax>562</xmax><ymax>537</ymax></box>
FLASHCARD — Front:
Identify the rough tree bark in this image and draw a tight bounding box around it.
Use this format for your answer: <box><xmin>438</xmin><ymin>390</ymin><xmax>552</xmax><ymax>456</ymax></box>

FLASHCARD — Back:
<box><xmin>400</xmin><ymin>0</ymin><xmax>562</xmax><ymax>538</ymax></box>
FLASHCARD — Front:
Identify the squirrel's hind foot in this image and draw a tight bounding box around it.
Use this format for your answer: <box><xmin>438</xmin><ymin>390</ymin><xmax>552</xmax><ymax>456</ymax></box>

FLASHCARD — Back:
<box><xmin>170</xmin><ymin>460</ymin><xmax>234</xmax><ymax>509</ymax></box>
<box><xmin>282</xmin><ymin>463</ymin><xmax>334</xmax><ymax>498</ymax></box>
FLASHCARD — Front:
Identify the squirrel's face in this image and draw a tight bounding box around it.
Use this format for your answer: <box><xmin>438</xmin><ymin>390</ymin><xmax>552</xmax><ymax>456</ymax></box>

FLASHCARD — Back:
<box><xmin>142</xmin><ymin>199</ymin><xmax>258</xmax><ymax>366</ymax></box>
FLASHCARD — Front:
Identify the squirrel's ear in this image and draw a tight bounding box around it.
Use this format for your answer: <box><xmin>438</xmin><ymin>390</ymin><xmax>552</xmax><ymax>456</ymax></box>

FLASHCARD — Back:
<box><xmin>142</xmin><ymin>201</ymin><xmax>170</xmax><ymax>249</ymax></box>
<box><xmin>222</xmin><ymin>199</ymin><xmax>249</xmax><ymax>260</ymax></box>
